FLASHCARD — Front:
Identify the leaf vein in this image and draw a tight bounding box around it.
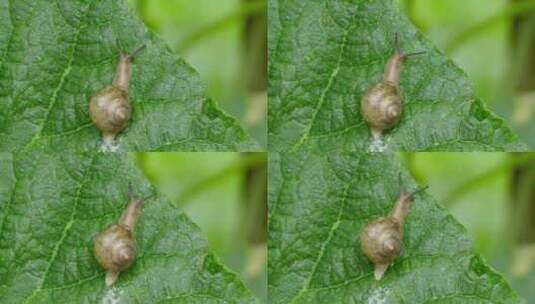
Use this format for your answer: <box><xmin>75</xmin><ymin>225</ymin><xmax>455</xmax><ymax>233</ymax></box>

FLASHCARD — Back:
<box><xmin>25</xmin><ymin>0</ymin><xmax>95</xmax><ymax>149</ymax></box>
<box><xmin>0</xmin><ymin>0</ymin><xmax>15</xmax><ymax>66</ymax></box>
<box><xmin>38</xmin><ymin>274</ymin><xmax>100</xmax><ymax>292</ymax></box>
<box><xmin>302</xmin><ymin>252</ymin><xmax>471</xmax><ymax>295</ymax></box>
<box><xmin>290</xmin><ymin>11</ymin><xmax>355</xmax><ymax>152</ymax></box>
<box><xmin>22</xmin><ymin>154</ymin><xmax>96</xmax><ymax>303</ymax></box>
<box><xmin>288</xmin><ymin>173</ymin><xmax>359</xmax><ymax>303</ymax></box>
<box><xmin>0</xmin><ymin>154</ymin><xmax>17</xmax><ymax>244</ymax></box>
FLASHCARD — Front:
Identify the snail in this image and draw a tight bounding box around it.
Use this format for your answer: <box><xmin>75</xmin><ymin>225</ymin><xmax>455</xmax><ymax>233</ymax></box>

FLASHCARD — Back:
<box><xmin>93</xmin><ymin>193</ymin><xmax>148</xmax><ymax>286</ymax></box>
<box><xmin>360</xmin><ymin>186</ymin><xmax>428</xmax><ymax>280</ymax></box>
<box><xmin>360</xmin><ymin>34</ymin><xmax>424</xmax><ymax>139</ymax></box>
<box><xmin>89</xmin><ymin>45</ymin><xmax>146</xmax><ymax>146</ymax></box>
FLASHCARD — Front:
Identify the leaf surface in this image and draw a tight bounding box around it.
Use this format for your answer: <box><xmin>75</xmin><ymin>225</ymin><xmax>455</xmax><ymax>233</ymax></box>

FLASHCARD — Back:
<box><xmin>268</xmin><ymin>0</ymin><xmax>525</xmax><ymax>152</ymax></box>
<box><xmin>0</xmin><ymin>0</ymin><xmax>257</xmax><ymax>152</ymax></box>
<box><xmin>0</xmin><ymin>149</ymin><xmax>256</xmax><ymax>303</ymax></box>
<box><xmin>268</xmin><ymin>151</ymin><xmax>521</xmax><ymax>303</ymax></box>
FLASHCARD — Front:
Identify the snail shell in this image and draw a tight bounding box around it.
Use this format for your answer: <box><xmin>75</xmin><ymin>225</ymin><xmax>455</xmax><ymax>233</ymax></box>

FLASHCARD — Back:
<box><xmin>89</xmin><ymin>46</ymin><xmax>145</xmax><ymax>145</ymax></box>
<box><xmin>89</xmin><ymin>85</ymin><xmax>131</xmax><ymax>145</ymax></box>
<box><xmin>360</xmin><ymin>188</ymin><xmax>425</xmax><ymax>280</ymax></box>
<box><xmin>360</xmin><ymin>82</ymin><xmax>401</xmax><ymax>139</ymax></box>
<box><xmin>93</xmin><ymin>224</ymin><xmax>136</xmax><ymax>286</ymax></box>
<box><xmin>93</xmin><ymin>197</ymin><xmax>144</xmax><ymax>286</ymax></box>
<box><xmin>360</xmin><ymin>217</ymin><xmax>402</xmax><ymax>280</ymax></box>
<box><xmin>360</xmin><ymin>35</ymin><xmax>424</xmax><ymax>139</ymax></box>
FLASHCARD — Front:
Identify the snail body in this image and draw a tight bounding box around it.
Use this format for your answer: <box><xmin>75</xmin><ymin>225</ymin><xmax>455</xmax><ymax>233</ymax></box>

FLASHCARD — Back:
<box><xmin>360</xmin><ymin>35</ymin><xmax>424</xmax><ymax>139</ymax></box>
<box><xmin>93</xmin><ymin>197</ymin><xmax>144</xmax><ymax>286</ymax></box>
<box><xmin>360</xmin><ymin>187</ymin><xmax>426</xmax><ymax>280</ymax></box>
<box><xmin>89</xmin><ymin>46</ymin><xmax>145</xmax><ymax>146</ymax></box>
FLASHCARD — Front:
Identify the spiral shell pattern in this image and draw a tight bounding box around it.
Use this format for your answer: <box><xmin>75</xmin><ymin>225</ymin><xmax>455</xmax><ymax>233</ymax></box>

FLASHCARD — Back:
<box><xmin>360</xmin><ymin>217</ymin><xmax>402</xmax><ymax>265</ymax></box>
<box><xmin>89</xmin><ymin>85</ymin><xmax>131</xmax><ymax>140</ymax></box>
<box><xmin>360</xmin><ymin>81</ymin><xmax>402</xmax><ymax>136</ymax></box>
<box><xmin>93</xmin><ymin>224</ymin><xmax>136</xmax><ymax>286</ymax></box>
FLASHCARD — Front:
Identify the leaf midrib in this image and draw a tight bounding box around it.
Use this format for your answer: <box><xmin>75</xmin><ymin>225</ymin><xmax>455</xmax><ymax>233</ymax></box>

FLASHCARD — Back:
<box><xmin>22</xmin><ymin>154</ymin><xmax>96</xmax><ymax>303</ymax></box>
<box><xmin>25</xmin><ymin>1</ymin><xmax>93</xmax><ymax>150</ymax></box>
<box><xmin>288</xmin><ymin>173</ymin><xmax>360</xmax><ymax>304</ymax></box>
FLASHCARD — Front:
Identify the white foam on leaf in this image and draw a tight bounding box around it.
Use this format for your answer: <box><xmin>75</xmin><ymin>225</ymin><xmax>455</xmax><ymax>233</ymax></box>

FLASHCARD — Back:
<box><xmin>99</xmin><ymin>140</ymin><xmax>120</xmax><ymax>152</ymax></box>
<box><xmin>102</xmin><ymin>287</ymin><xmax>123</xmax><ymax>304</ymax></box>
<box><xmin>367</xmin><ymin>287</ymin><xmax>390</xmax><ymax>304</ymax></box>
<box><xmin>368</xmin><ymin>136</ymin><xmax>388</xmax><ymax>152</ymax></box>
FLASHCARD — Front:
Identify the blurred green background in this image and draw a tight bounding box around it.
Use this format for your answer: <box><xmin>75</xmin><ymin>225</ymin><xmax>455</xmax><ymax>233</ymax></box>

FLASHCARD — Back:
<box><xmin>402</xmin><ymin>153</ymin><xmax>535</xmax><ymax>302</ymax></box>
<box><xmin>132</xmin><ymin>152</ymin><xmax>267</xmax><ymax>303</ymax></box>
<box><xmin>126</xmin><ymin>0</ymin><xmax>267</xmax><ymax>148</ymax></box>
<box><xmin>399</xmin><ymin>0</ymin><xmax>535</xmax><ymax>148</ymax></box>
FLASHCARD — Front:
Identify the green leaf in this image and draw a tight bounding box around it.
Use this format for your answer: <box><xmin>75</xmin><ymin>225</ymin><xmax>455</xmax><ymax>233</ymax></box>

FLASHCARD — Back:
<box><xmin>268</xmin><ymin>0</ymin><xmax>525</xmax><ymax>152</ymax></box>
<box><xmin>0</xmin><ymin>148</ymin><xmax>256</xmax><ymax>303</ymax></box>
<box><xmin>0</xmin><ymin>0</ymin><xmax>258</xmax><ymax>152</ymax></box>
<box><xmin>268</xmin><ymin>151</ymin><xmax>521</xmax><ymax>303</ymax></box>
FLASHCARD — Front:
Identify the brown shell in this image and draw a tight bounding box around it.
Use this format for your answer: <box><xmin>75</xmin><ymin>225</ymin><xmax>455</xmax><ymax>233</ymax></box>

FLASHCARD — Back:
<box><xmin>360</xmin><ymin>81</ymin><xmax>401</xmax><ymax>137</ymax></box>
<box><xmin>93</xmin><ymin>225</ymin><xmax>137</xmax><ymax>286</ymax></box>
<box><xmin>89</xmin><ymin>85</ymin><xmax>131</xmax><ymax>143</ymax></box>
<box><xmin>93</xmin><ymin>224</ymin><xmax>136</xmax><ymax>272</ymax></box>
<box><xmin>359</xmin><ymin>190</ymin><xmax>420</xmax><ymax>280</ymax></box>
<box><xmin>93</xmin><ymin>198</ymin><xmax>144</xmax><ymax>286</ymax></box>
<box><xmin>93</xmin><ymin>224</ymin><xmax>136</xmax><ymax>286</ymax></box>
<box><xmin>360</xmin><ymin>217</ymin><xmax>402</xmax><ymax>265</ymax></box>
